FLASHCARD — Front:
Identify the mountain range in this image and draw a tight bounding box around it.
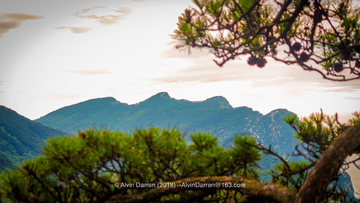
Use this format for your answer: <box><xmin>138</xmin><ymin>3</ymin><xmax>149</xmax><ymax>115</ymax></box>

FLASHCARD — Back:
<box><xmin>35</xmin><ymin>92</ymin><xmax>298</xmax><ymax>157</ymax></box>
<box><xmin>0</xmin><ymin>92</ymin><xmax>356</xmax><ymax>199</ymax></box>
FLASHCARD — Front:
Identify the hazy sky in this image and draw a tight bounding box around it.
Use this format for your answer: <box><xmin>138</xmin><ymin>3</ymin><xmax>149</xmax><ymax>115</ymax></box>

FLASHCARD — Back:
<box><xmin>0</xmin><ymin>0</ymin><xmax>359</xmax><ymax>122</ymax></box>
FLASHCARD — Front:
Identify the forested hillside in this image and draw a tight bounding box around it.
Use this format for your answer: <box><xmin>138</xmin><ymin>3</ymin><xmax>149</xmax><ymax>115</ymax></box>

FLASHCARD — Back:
<box><xmin>0</xmin><ymin>105</ymin><xmax>66</xmax><ymax>172</ymax></box>
<box><xmin>35</xmin><ymin>92</ymin><xmax>298</xmax><ymax>157</ymax></box>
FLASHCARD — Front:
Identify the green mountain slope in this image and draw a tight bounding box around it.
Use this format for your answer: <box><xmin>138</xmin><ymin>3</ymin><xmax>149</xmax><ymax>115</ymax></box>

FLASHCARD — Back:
<box><xmin>32</xmin><ymin>92</ymin><xmax>311</xmax><ymax>183</ymax></box>
<box><xmin>35</xmin><ymin>92</ymin><xmax>298</xmax><ymax>158</ymax></box>
<box><xmin>0</xmin><ymin>105</ymin><xmax>66</xmax><ymax>172</ymax></box>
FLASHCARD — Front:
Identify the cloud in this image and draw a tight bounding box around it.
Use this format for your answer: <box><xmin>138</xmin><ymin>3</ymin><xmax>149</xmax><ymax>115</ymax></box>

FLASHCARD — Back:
<box><xmin>54</xmin><ymin>26</ymin><xmax>93</xmax><ymax>34</ymax></box>
<box><xmin>0</xmin><ymin>13</ymin><xmax>43</xmax><ymax>38</ymax></box>
<box><xmin>72</xmin><ymin>6</ymin><xmax>132</xmax><ymax>26</ymax></box>
<box><xmin>154</xmin><ymin>65</ymin><xmax>249</xmax><ymax>84</ymax></box>
<box><xmin>65</xmin><ymin>69</ymin><xmax>111</xmax><ymax>75</ymax></box>
<box><xmin>315</xmin><ymin>80</ymin><xmax>360</xmax><ymax>93</ymax></box>
<box><xmin>157</xmin><ymin>48</ymin><xmax>298</xmax><ymax>84</ymax></box>
<box><xmin>343</xmin><ymin>97</ymin><xmax>360</xmax><ymax>100</ymax></box>
<box><xmin>0</xmin><ymin>81</ymin><xmax>3</xmax><ymax>85</ymax></box>
<box><xmin>158</xmin><ymin>44</ymin><xmax>360</xmax><ymax>93</ymax></box>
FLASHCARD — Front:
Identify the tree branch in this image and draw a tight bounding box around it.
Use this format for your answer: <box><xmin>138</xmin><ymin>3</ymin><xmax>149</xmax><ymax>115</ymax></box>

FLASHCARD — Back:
<box><xmin>295</xmin><ymin>123</ymin><xmax>360</xmax><ymax>203</ymax></box>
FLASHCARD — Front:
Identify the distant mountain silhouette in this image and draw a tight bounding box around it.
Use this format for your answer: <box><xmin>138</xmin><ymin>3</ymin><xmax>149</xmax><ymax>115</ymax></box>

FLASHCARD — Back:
<box><xmin>35</xmin><ymin>92</ymin><xmax>298</xmax><ymax>157</ymax></box>
<box><xmin>0</xmin><ymin>105</ymin><xmax>66</xmax><ymax>172</ymax></box>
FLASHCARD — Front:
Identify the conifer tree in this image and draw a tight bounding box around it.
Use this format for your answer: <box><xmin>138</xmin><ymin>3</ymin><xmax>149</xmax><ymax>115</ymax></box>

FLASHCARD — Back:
<box><xmin>1</xmin><ymin>0</ymin><xmax>360</xmax><ymax>202</ymax></box>
<box><xmin>0</xmin><ymin>112</ymin><xmax>359</xmax><ymax>202</ymax></box>
<box><xmin>170</xmin><ymin>0</ymin><xmax>360</xmax><ymax>201</ymax></box>
<box><xmin>172</xmin><ymin>0</ymin><xmax>360</xmax><ymax>81</ymax></box>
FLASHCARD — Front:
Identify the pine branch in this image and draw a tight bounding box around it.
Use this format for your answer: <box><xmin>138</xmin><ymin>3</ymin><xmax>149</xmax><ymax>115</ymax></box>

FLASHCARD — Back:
<box><xmin>295</xmin><ymin>123</ymin><xmax>360</xmax><ymax>203</ymax></box>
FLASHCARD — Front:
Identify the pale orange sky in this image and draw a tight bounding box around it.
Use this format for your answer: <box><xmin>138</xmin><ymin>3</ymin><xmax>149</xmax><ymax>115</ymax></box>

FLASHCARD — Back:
<box><xmin>0</xmin><ymin>0</ymin><xmax>359</xmax><ymax>123</ymax></box>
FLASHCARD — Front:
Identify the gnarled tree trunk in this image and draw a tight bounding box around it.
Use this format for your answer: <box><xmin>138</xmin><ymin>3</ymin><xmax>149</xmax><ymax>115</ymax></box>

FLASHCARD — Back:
<box><xmin>295</xmin><ymin>123</ymin><xmax>360</xmax><ymax>203</ymax></box>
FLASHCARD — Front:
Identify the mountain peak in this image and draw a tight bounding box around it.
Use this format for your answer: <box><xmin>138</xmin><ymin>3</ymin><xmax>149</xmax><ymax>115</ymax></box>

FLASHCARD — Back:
<box><xmin>203</xmin><ymin>96</ymin><xmax>232</xmax><ymax>109</ymax></box>
<box><xmin>153</xmin><ymin>92</ymin><xmax>171</xmax><ymax>99</ymax></box>
<box><xmin>144</xmin><ymin>92</ymin><xmax>172</xmax><ymax>102</ymax></box>
<box><xmin>66</xmin><ymin>96</ymin><xmax>123</xmax><ymax>109</ymax></box>
<box><xmin>136</xmin><ymin>92</ymin><xmax>173</xmax><ymax>106</ymax></box>
<box><xmin>86</xmin><ymin>96</ymin><xmax>118</xmax><ymax>102</ymax></box>
<box><xmin>266</xmin><ymin>109</ymin><xmax>295</xmax><ymax>117</ymax></box>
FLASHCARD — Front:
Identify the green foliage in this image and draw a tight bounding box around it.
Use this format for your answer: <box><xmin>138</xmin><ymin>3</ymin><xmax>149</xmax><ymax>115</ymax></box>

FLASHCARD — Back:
<box><xmin>271</xmin><ymin>110</ymin><xmax>360</xmax><ymax>201</ymax></box>
<box><xmin>272</xmin><ymin>160</ymin><xmax>309</xmax><ymax>190</ymax></box>
<box><xmin>0</xmin><ymin>127</ymin><xmax>261</xmax><ymax>202</ymax></box>
<box><xmin>190</xmin><ymin>132</ymin><xmax>218</xmax><ymax>152</ymax></box>
<box><xmin>231</xmin><ymin>135</ymin><xmax>261</xmax><ymax>178</ymax></box>
<box><xmin>1</xmin><ymin>108</ymin><xmax>359</xmax><ymax>202</ymax></box>
<box><xmin>284</xmin><ymin>110</ymin><xmax>360</xmax><ymax>155</ymax></box>
<box><xmin>349</xmin><ymin>111</ymin><xmax>360</xmax><ymax>126</ymax></box>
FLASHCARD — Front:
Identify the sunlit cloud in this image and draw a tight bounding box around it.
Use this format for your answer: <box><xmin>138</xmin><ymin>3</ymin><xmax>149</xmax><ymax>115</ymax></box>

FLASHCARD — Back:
<box><xmin>54</xmin><ymin>26</ymin><xmax>93</xmax><ymax>34</ymax></box>
<box><xmin>72</xmin><ymin>6</ymin><xmax>132</xmax><ymax>26</ymax></box>
<box><xmin>315</xmin><ymin>80</ymin><xmax>360</xmax><ymax>93</ymax></box>
<box><xmin>65</xmin><ymin>69</ymin><xmax>111</xmax><ymax>75</ymax></box>
<box><xmin>0</xmin><ymin>13</ymin><xmax>43</xmax><ymax>38</ymax></box>
<box><xmin>160</xmin><ymin>44</ymin><xmax>360</xmax><ymax>93</ymax></box>
<box><xmin>153</xmin><ymin>65</ymin><xmax>248</xmax><ymax>84</ymax></box>
<box><xmin>343</xmin><ymin>97</ymin><xmax>360</xmax><ymax>100</ymax></box>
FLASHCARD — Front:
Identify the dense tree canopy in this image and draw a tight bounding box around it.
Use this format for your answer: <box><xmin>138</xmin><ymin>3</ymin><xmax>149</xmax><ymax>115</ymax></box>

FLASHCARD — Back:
<box><xmin>1</xmin><ymin>0</ymin><xmax>360</xmax><ymax>202</ymax></box>
<box><xmin>0</xmin><ymin>111</ymin><xmax>359</xmax><ymax>202</ymax></box>
<box><xmin>172</xmin><ymin>0</ymin><xmax>360</xmax><ymax>81</ymax></box>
